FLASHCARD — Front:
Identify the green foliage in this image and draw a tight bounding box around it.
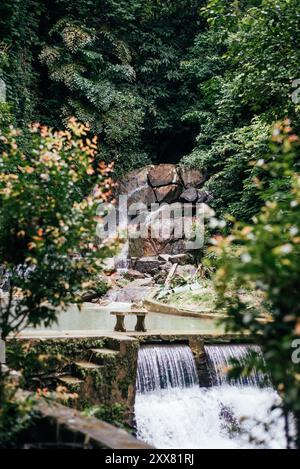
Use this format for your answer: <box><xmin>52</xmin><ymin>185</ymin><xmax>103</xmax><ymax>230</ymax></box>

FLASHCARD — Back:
<box><xmin>212</xmin><ymin>122</ymin><xmax>300</xmax><ymax>448</ymax></box>
<box><xmin>83</xmin><ymin>402</ymin><xmax>128</xmax><ymax>430</ymax></box>
<box><xmin>0</xmin><ymin>0</ymin><xmax>45</xmax><ymax>126</ymax></box>
<box><xmin>0</xmin><ymin>368</ymin><xmax>37</xmax><ymax>448</ymax></box>
<box><xmin>39</xmin><ymin>18</ymin><xmax>148</xmax><ymax>173</ymax></box>
<box><xmin>183</xmin><ymin>0</ymin><xmax>300</xmax><ymax>220</ymax></box>
<box><xmin>1</xmin><ymin>0</ymin><xmax>204</xmax><ymax>174</ymax></box>
<box><xmin>0</xmin><ymin>102</ymin><xmax>13</xmax><ymax>128</ymax></box>
<box><xmin>0</xmin><ymin>119</ymin><xmax>114</xmax><ymax>339</ymax></box>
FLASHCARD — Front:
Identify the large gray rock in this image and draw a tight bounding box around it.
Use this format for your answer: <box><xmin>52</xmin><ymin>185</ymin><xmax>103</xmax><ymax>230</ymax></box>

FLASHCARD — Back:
<box><xmin>180</xmin><ymin>188</ymin><xmax>198</xmax><ymax>203</ymax></box>
<box><xmin>158</xmin><ymin>254</ymin><xmax>171</xmax><ymax>262</ymax></box>
<box><xmin>180</xmin><ymin>168</ymin><xmax>206</xmax><ymax>189</ymax></box>
<box><xmin>148</xmin><ymin>164</ymin><xmax>179</xmax><ymax>187</ymax></box>
<box><xmin>134</xmin><ymin>257</ymin><xmax>164</xmax><ymax>275</ymax></box>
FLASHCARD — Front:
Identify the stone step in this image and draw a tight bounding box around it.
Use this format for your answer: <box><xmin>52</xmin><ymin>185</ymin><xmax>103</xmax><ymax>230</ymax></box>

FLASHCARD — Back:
<box><xmin>58</xmin><ymin>375</ymin><xmax>84</xmax><ymax>393</ymax></box>
<box><xmin>73</xmin><ymin>361</ymin><xmax>103</xmax><ymax>379</ymax></box>
<box><xmin>90</xmin><ymin>348</ymin><xmax>119</xmax><ymax>365</ymax></box>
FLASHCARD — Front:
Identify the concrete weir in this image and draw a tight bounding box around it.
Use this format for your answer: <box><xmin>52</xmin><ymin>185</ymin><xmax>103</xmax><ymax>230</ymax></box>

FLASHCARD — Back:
<box><xmin>7</xmin><ymin>331</ymin><xmax>249</xmax><ymax>449</ymax></box>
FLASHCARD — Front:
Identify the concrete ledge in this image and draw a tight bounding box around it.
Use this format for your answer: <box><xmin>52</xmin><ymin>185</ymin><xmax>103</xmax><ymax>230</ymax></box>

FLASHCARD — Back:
<box><xmin>13</xmin><ymin>330</ymin><xmax>138</xmax><ymax>340</ymax></box>
<box><xmin>144</xmin><ymin>297</ymin><xmax>226</xmax><ymax>320</ymax></box>
<box><xmin>36</xmin><ymin>400</ymin><xmax>153</xmax><ymax>449</ymax></box>
<box><xmin>127</xmin><ymin>331</ymin><xmax>253</xmax><ymax>344</ymax></box>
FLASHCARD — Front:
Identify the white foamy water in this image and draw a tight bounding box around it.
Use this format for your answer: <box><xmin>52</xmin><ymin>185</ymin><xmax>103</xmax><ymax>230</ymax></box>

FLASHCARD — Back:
<box><xmin>135</xmin><ymin>385</ymin><xmax>288</xmax><ymax>449</ymax></box>
<box><xmin>137</xmin><ymin>345</ymin><xmax>199</xmax><ymax>393</ymax></box>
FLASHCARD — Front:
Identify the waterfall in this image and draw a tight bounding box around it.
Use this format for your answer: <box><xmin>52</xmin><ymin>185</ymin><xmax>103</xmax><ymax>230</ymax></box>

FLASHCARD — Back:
<box><xmin>115</xmin><ymin>241</ymin><xmax>130</xmax><ymax>272</ymax></box>
<box><xmin>136</xmin><ymin>344</ymin><xmax>199</xmax><ymax>394</ymax></box>
<box><xmin>205</xmin><ymin>344</ymin><xmax>267</xmax><ymax>387</ymax></box>
<box><xmin>135</xmin><ymin>343</ymin><xmax>289</xmax><ymax>449</ymax></box>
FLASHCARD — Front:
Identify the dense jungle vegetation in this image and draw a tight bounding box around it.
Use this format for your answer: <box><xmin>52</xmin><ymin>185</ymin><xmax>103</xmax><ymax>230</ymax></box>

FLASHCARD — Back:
<box><xmin>1</xmin><ymin>0</ymin><xmax>300</xmax><ymax>219</ymax></box>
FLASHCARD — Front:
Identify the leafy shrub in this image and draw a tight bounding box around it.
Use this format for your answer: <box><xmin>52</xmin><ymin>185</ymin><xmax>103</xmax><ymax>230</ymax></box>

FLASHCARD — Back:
<box><xmin>0</xmin><ymin>118</ymin><xmax>114</xmax><ymax>339</ymax></box>
<box><xmin>212</xmin><ymin>121</ymin><xmax>300</xmax><ymax>448</ymax></box>
<box><xmin>0</xmin><ymin>370</ymin><xmax>37</xmax><ymax>448</ymax></box>
<box><xmin>83</xmin><ymin>403</ymin><xmax>128</xmax><ymax>430</ymax></box>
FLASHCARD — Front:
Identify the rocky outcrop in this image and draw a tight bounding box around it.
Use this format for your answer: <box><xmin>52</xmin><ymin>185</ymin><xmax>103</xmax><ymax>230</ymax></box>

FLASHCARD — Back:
<box><xmin>118</xmin><ymin>164</ymin><xmax>206</xmax><ymax>209</ymax></box>
<box><xmin>116</xmin><ymin>163</ymin><xmax>208</xmax><ymax>268</ymax></box>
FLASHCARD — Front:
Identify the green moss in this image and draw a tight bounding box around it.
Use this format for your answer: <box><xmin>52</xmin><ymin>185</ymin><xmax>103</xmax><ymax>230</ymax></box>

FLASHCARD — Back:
<box><xmin>7</xmin><ymin>336</ymin><xmax>140</xmax><ymax>427</ymax></box>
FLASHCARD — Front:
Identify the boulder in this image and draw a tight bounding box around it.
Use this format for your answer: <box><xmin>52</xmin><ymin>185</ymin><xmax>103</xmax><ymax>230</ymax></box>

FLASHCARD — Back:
<box><xmin>129</xmin><ymin>236</ymin><xmax>160</xmax><ymax>258</ymax></box>
<box><xmin>134</xmin><ymin>257</ymin><xmax>164</xmax><ymax>275</ymax></box>
<box><xmin>180</xmin><ymin>188</ymin><xmax>198</xmax><ymax>203</ymax></box>
<box><xmin>128</xmin><ymin>202</ymin><xmax>194</xmax><ymax>258</ymax></box>
<box><xmin>154</xmin><ymin>184</ymin><xmax>182</xmax><ymax>204</ymax></box>
<box><xmin>128</xmin><ymin>185</ymin><xmax>156</xmax><ymax>207</ymax></box>
<box><xmin>118</xmin><ymin>166</ymin><xmax>153</xmax><ymax>195</ymax></box>
<box><xmin>148</xmin><ymin>164</ymin><xmax>179</xmax><ymax>187</ymax></box>
<box><xmin>180</xmin><ymin>168</ymin><xmax>206</xmax><ymax>189</ymax></box>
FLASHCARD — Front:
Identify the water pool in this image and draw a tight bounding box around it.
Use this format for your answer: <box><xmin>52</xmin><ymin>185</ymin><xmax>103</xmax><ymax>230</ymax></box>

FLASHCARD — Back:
<box><xmin>23</xmin><ymin>303</ymin><xmax>224</xmax><ymax>334</ymax></box>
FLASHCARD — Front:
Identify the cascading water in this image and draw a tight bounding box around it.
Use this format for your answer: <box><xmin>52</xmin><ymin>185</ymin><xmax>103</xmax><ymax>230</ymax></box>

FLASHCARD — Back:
<box><xmin>115</xmin><ymin>241</ymin><xmax>130</xmax><ymax>272</ymax></box>
<box><xmin>135</xmin><ymin>343</ymin><xmax>290</xmax><ymax>449</ymax></box>
<box><xmin>205</xmin><ymin>344</ymin><xmax>267</xmax><ymax>387</ymax></box>
<box><xmin>136</xmin><ymin>344</ymin><xmax>199</xmax><ymax>393</ymax></box>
